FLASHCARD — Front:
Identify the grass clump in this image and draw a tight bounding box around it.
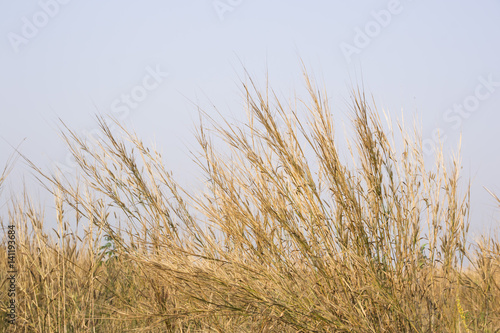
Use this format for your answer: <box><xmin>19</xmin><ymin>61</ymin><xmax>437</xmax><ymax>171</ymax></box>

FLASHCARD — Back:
<box><xmin>1</xmin><ymin>72</ymin><xmax>499</xmax><ymax>332</ymax></box>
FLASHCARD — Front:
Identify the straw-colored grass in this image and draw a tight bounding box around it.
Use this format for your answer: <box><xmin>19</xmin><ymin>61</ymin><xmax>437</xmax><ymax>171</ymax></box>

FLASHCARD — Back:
<box><xmin>1</xmin><ymin>73</ymin><xmax>499</xmax><ymax>332</ymax></box>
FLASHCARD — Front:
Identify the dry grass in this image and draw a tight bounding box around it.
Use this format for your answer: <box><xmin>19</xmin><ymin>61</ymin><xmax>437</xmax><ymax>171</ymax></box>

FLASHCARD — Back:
<box><xmin>1</xmin><ymin>73</ymin><xmax>499</xmax><ymax>332</ymax></box>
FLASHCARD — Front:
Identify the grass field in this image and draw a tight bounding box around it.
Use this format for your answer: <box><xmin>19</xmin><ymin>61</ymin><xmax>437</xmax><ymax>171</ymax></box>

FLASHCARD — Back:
<box><xmin>1</xmin><ymin>74</ymin><xmax>499</xmax><ymax>332</ymax></box>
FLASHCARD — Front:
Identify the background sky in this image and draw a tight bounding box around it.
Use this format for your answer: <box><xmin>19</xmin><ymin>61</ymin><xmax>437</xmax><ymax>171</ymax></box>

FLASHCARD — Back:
<box><xmin>1</xmin><ymin>0</ymin><xmax>499</xmax><ymax>236</ymax></box>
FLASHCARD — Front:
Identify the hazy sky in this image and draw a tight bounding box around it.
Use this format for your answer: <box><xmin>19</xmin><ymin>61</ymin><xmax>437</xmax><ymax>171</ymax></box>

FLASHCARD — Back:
<box><xmin>1</xmin><ymin>0</ymin><xmax>499</xmax><ymax>235</ymax></box>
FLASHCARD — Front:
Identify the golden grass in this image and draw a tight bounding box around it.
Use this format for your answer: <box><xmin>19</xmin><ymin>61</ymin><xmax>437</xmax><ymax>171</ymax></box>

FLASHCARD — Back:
<box><xmin>1</xmin><ymin>73</ymin><xmax>499</xmax><ymax>332</ymax></box>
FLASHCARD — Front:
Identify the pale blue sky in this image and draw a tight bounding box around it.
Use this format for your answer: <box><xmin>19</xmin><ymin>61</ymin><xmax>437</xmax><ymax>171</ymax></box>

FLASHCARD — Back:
<box><xmin>1</xmin><ymin>0</ymin><xmax>499</xmax><ymax>234</ymax></box>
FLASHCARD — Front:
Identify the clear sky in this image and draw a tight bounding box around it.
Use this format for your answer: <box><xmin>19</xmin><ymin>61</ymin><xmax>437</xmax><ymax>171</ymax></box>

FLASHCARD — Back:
<box><xmin>1</xmin><ymin>0</ymin><xmax>499</xmax><ymax>235</ymax></box>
